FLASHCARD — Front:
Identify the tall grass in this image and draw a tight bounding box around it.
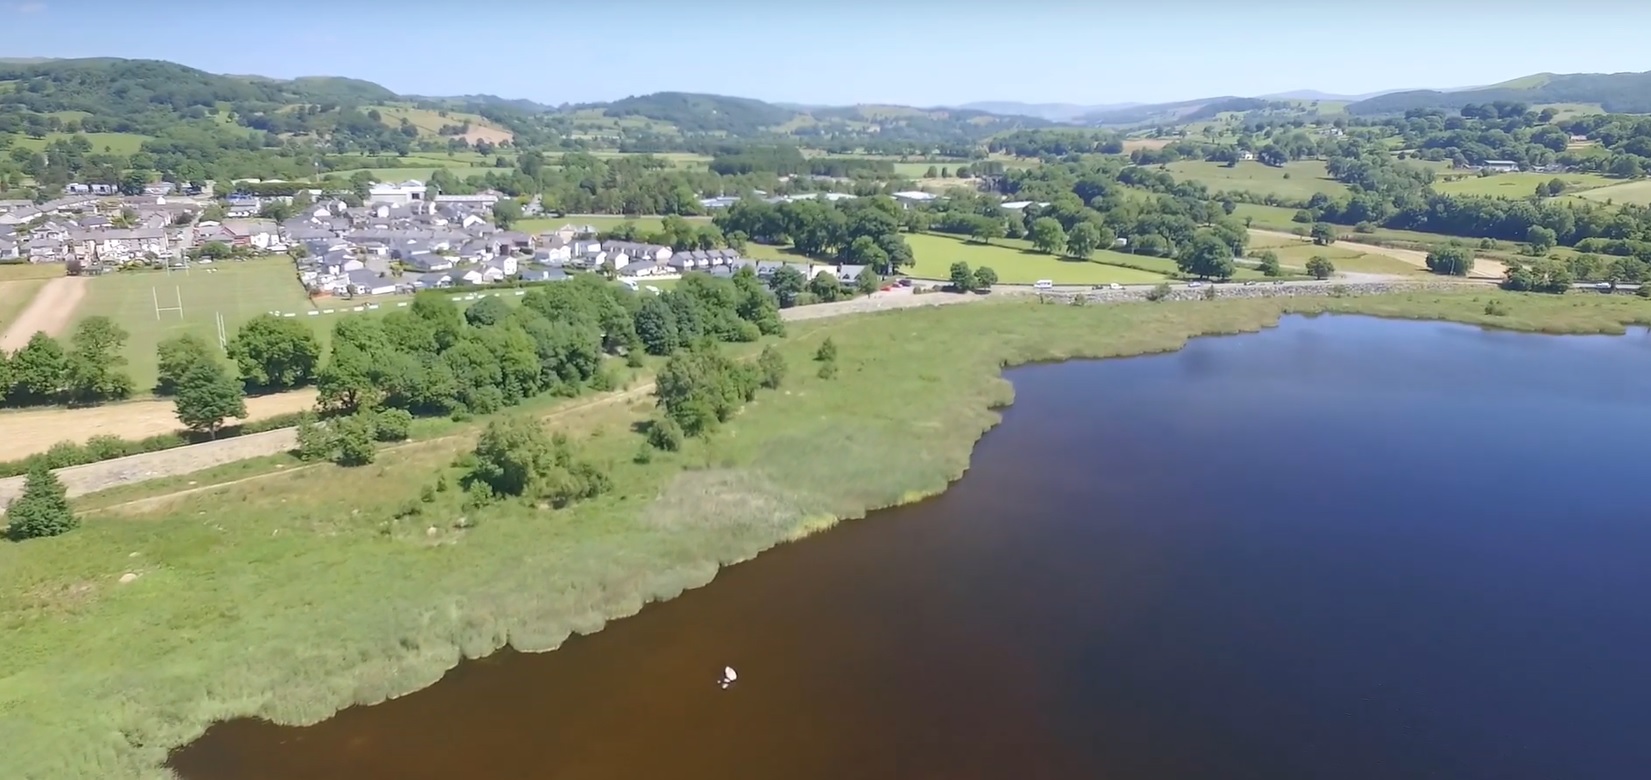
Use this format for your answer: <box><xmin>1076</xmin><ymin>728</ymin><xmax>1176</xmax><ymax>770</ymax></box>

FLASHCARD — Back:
<box><xmin>2</xmin><ymin>291</ymin><xmax>1650</xmax><ymax>779</ymax></box>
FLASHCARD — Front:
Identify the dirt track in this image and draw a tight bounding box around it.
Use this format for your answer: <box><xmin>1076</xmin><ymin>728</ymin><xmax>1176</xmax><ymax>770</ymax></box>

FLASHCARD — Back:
<box><xmin>0</xmin><ymin>275</ymin><xmax>88</xmax><ymax>351</ymax></box>
<box><xmin>0</xmin><ymin>388</ymin><xmax>318</xmax><ymax>462</ymax></box>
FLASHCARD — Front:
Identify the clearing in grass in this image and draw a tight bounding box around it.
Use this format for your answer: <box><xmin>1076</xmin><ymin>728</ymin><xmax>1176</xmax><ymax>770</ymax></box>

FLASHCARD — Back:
<box><xmin>73</xmin><ymin>258</ymin><xmax>318</xmax><ymax>392</ymax></box>
<box><xmin>5</xmin><ymin>292</ymin><xmax>1651</xmax><ymax>780</ymax></box>
<box><xmin>1163</xmin><ymin>160</ymin><xmax>1348</xmax><ymax>201</ymax></box>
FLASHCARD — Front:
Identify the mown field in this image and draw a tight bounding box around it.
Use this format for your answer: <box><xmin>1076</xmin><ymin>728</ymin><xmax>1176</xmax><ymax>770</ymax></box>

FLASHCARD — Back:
<box><xmin>73</xmin><ymin>259</ymin><xmax>316</xmax><ymax>391</ymax></box>
<box><xmin>1247</xmin><ymin>232</ymin><xmax>1428</xmax><ymax>276</ymax></box>
<box><xmin>7</xmin><ymin>291</ymin><xmax>1651</xmax><ymax>780</ymax></box>
<box><xmin>906</xmin><ymin>233</ymin><xmax>1169</xmax><ymax>285</ymax></box>
<box><xmin>13</xmin><ymin>132</ymin><xmax>150</xmax><ymax>156</ymax></box>
<box><xmin>1433</xmin><ymin>171</ymin><xmax>1617</xmax><ymax>198</ymax></box>
<box><xmin>367</xmin><ymin>104</ymin><xmax>513</xmax><ymax>145</ymax></box>
<box><xmin>1164</xmin><ymin>160</ymin><xmax>1347</xmax><ymax>201</ymax></box>
<box><xmin>1572</xmin><ymin>179</ymin><xmax>1651</xmax><ymax>207</ymax></box>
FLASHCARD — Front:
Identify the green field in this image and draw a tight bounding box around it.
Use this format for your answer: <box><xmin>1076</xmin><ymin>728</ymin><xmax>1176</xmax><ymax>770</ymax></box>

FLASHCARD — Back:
<box><xmin>14</xmin><ymin>132</ymin><xmax>150</xmax><ymax>156</ymax></box>
<box><xmin>906</xmin><ymin>233</ymin><xmax>1169</xmax><ymax>285</ymax></box>
<box><xmin>75</xmin><ymin>259</ymin><xmax>316</xmax><ymax>391</ymax></box>
<box><xmin>367</xmin><ymin>105</ymin><xmax>513</xmax><ymax>144</ymax></box>
<box><xmin>1248</xmin><ymin>236</ymin><xmax>1427</xmax><ymax>276</ymax></box>
<box><xmin>1163</xmin><ymin>160</ymin><xmax>1347</xmax><ymax>201</ymax></box>
<box><xmin>1434</xmin><ymin>171</ymin><xmax>1617</xmax><ymax>198</ymax></box>
<box><xmin>1572</xmin><ymin>179</ymin><xmax>1651</xmax><ymax>207</ymax></box>
<box><xmin>9</xmin><ymin>291</ymin><xmax>1651</xmax><ymax>780</ymax></box>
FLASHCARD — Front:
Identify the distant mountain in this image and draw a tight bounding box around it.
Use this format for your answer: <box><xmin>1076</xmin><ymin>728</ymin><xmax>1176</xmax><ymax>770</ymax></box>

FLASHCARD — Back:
<box><xmin>1260</xmin><ymin>89</ymin><xmax>1407</xmax><ymax>102</ymax></box>
<box><xmin>953</xmin><ymin>101</ymin><xmax>1141</xmax><ymax>122</ymax></box>
<box><xmin>1347</xmin><ymin>70</ymin><xmax>1651</xmax><ymax>115</ymax></box>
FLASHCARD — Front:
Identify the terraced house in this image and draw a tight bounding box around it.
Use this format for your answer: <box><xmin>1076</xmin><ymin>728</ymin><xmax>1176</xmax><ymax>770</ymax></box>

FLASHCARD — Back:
<box><xmin>66</xmin><ymin>227</ymin><xmax>169</xmax><ymax>263</ymax></box>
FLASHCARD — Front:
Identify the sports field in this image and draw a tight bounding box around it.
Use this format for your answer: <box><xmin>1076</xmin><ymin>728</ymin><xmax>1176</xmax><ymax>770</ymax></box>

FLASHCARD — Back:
<box><xmin>74</xmin><ymin>259</ymin><xmax>317</xmax><ymax>391</ymax></box>
<box><xmin>905</xmin><ymin>233</ymin><xmax>1169</xmax><ymax>285</ymax></box>
<box><xmin>1434</xmin><ymin>172</ymin><xmax>1616</xmax><ymax>198</ymax></box>
<box><xmin>1163</xmin><ymin>160</ymin><xmax>1348</xmax><ymax>201</ymax></box>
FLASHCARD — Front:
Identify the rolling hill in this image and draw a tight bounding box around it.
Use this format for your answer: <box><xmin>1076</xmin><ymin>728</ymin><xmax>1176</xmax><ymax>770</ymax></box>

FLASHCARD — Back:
<box><xmin>1347</xmin><ymin>70</ymin><xmax>1651</xmax><ymax>115</ymax></box>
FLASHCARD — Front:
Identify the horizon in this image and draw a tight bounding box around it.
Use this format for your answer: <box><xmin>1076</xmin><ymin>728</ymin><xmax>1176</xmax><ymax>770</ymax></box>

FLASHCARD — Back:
<box><xmin>6</xmin><ymin>0</ymin><xmax>1651</xmax><ymax>107</ymax></box>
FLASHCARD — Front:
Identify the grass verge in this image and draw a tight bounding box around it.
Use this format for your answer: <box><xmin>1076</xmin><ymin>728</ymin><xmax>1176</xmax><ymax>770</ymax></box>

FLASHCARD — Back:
<box><xmin>2</xmin><ymin>291</ymin><xmax>1650</xmax><ymax>779</ymax></box>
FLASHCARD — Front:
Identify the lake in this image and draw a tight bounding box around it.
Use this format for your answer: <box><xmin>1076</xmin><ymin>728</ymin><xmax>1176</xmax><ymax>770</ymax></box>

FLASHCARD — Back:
<box><xmin>170</xmin><ymin>315</ymin><xmax>1651</xmax><ymax>780</ymax></box>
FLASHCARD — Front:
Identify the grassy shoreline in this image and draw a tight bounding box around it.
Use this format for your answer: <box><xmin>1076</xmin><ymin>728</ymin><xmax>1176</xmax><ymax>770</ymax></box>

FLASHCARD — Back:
<box><xmin>3</xmin><ymin>291</ymin><xmax>1650</xmax><ymax>779</ymax></box>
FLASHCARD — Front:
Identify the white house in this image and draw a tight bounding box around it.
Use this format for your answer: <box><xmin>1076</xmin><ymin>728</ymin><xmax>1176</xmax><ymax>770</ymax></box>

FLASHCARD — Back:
<box><xmin>346</xmin><ymin>270</ymin><xmax>399</xmax><ymax>296</ymax></box>
<box><xmin>67</xmin><ymin>228</ymin><xmax>168</xmax><ymax>263</ymax></box>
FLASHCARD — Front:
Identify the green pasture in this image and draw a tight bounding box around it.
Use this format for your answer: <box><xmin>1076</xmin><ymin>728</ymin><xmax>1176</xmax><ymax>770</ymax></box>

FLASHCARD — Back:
<box><xmin>1163</xmin><ymin>160</ymin><xmax>1347</xmax><ymax>201</ymax></box>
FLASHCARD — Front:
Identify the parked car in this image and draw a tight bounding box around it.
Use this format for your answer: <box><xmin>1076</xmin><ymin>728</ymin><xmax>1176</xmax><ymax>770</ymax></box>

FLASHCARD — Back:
<box><xmin>1186</xmin><ymin>281</ymin><xmax>1204</xmax><ymax>288</ymax></box>
<box><xmin>1243</xmin><ymin>280</ymin><xmax>1257</xmax><ymax>286</ymax></box>
<box><xmin>897</xmin><ymin>278</ymin><xmax>913</xmax><ymax>287</ymax></box>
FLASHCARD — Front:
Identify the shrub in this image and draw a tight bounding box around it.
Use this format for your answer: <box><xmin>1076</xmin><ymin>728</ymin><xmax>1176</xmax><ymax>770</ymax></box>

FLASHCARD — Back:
<box><xmin>332</xmin><ymin>414</ymin><xmax>378</xmax><ymax>467</ymax></box>
<box><xmin>1145</xmin><ymin>282</ymin><xmax>1172</xmax><ymax>302</ymax></box>
<box><xmin>757</xmin><ymin>346</ymin><xmax>786</xmax><ymax>389</ymax></box>
<box><xmin>6</xmin><ymin>462</ymin><xmax>77</xmax><ymax>540</ymax></box>
<box><xmin>1484</xmin><ymin>299</ymin><xmax>1509</xmax><ymax>316</ymax></box>
<box><xmin>1202</xmin><ymin>285</ymin><xmax>1217</xmax><ymax>300</ymax></box>
<box><xmin>646</xmin><ymin>416</ymin><xmax>684</xmax><ymax>452</ymax></box>
<box><xmin>818</xmin><ymin>360</ymin><xmax>839</xmax><ymax>379</ymax></box>
<box><xmin>814</xmin><ymin>337</ymin><xmax>837</xmax><ymax>362</ymax></box>
<box><xmin>374</xmin><ymin>408</ymin><xmax>414</xmax><ymax>442</ymax></box>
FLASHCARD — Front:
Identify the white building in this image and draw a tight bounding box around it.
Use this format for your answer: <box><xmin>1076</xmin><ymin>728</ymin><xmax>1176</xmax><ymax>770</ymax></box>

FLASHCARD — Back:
<box><xmin>367</xmin><ymin>180</ymin><xmax>429</xmax><ymax>206</ymax></box>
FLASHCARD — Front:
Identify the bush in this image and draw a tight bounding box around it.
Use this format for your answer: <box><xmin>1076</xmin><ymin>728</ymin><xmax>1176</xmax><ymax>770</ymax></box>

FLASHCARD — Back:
<box><xmin>646</xmin><ymin>416</ymin><xmax>684</xmax><ymax>452</ymax></box>
<box><xmin>757</xmin><ymin>346</ymin><xmax>786</xmax><ymax>389</ymax></box>
<box><xmin>374</xmin><ymin>408</ymin><xmax>413</xmax><ymax>442</ymax></box>
<box><xmin>817</xmin><ymin>360</ymin><xmax>839</xmax><ymax>379</ymax></box>
<box><xmin>1145</xmin><ymin>282</ymin><xmax>1172</xmax><ymax>302</ymax></box>
<box><xmin>814</xmin><ymin>337</ymin><xmax>837</xmax><ymax>362</ymax></box>
<box><xmin>6</xmin><ymin>462</ymin><xmax>77</xmax><ymax>540</ymax></box>
<box><xmin>1202</xmin><ymin>285</ymin><xmax>1217</xmax><ymax>300</ymax></box>
<box><xmin>332</xmin><ymin>414</ymin><xmax>378</xmax><ymax>467</ymax></box>
<box><xmin>1484</xmin><ymin>299</ymin><xmax>1509</xmax><ymax>316</ymax></box>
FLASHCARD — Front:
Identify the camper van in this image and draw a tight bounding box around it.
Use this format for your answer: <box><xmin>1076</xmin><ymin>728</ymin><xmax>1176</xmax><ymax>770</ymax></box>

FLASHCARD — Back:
<box><xmin>1033</xmin><ymin>279</ymin><xmax>1054</xmax><ymax>290</ymax></box>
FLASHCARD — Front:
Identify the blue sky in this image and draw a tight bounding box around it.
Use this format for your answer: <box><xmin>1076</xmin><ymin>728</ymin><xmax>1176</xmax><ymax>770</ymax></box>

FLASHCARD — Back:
<box><xmin>9</xmin><ymin>0</ymin><xmax>1651</xmax><ymax>106</ymax></box>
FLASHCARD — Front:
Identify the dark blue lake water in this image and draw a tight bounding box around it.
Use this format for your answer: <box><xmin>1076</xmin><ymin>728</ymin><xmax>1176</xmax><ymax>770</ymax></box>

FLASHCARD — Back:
<box><xmin>173</xmin><ymin>315</ymin><xmax>1651</xmax><ymax>780</ymax></box>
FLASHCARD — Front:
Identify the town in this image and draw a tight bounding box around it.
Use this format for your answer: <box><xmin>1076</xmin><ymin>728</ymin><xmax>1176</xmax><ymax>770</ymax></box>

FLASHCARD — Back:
<box><xmin>0</xmin><ymin>178</ymin><xmax>899</xmax><ymax>299</ymax></box>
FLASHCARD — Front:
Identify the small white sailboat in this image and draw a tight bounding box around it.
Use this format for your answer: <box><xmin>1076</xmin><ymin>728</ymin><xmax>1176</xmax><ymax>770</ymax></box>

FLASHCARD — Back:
<box><xmin>718</xmin><ymin>666</ymin><xmax>738</xmax><ymax>689</ymax></box>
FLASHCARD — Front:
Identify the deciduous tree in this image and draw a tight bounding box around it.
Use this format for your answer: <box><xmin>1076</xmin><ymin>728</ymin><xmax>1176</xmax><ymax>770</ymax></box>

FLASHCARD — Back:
<box><xmin>1305</xmin><ymin>255</ymin><xmax>1336</xmax><ymax>280</ymax></box>
<box><xmin>227</xmin><ymin>314</ymin><xmax>322</xmax><ymax>391</ymax></box>
<box><xmin>173</xmin><ymin>352</ymin><xmax>246</xmax><ymax>438</ymax></box>
<box><xmin>1030</xmin><ymin>217</ymin><xmax>1067</xmax><ymax>255</ymax></box>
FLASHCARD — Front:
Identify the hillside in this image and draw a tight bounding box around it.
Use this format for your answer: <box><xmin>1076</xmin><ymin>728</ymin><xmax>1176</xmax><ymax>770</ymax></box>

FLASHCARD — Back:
<box><xmin>1348</xmin><ymin>70</ymin><xmax>1651</xmax><ymax>115</ymax></box>
<box><xmin>954</xmin><ymin>101</ymin><xmax>1141</xmax><ymax>122</ymax></box>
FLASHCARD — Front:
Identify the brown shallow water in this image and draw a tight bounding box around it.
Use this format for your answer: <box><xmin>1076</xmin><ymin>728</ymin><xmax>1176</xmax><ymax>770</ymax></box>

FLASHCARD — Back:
<box><xmin>171</xmin><ymin>316</ymin><xmax>1651</xmax><ymax>780</ymax></box>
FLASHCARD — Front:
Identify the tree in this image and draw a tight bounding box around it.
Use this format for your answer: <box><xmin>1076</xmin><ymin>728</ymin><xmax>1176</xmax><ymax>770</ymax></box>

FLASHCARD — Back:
<box><xmin>973</xmin><ymin>266</ymin><xmax>999</xmax><ymax>289</ymax></box>
<box><xmin>1029</xmin><ymin>217</ymin><xmax>1067</xmax><ymax>255</ymax></box>
<box><xmin>1305</xmin><ymin>255</ymin><xmax>1336</xmax><ymax>280</ymax></box>
<box><xmin>226</xmin><ymin>314</ymin><xmax>322</xmax><ymax>391</ymax></box>
<box><xmin>854</xmin><ymin>266</ymin><xmax>881</xmax><ymax>296</ymax></box>
<box><xmin>464</xmin><ymin>296</ymin><xmax>511</xmax><ymax>327</ymax></box>
<box><xmin>173</xmin><ymin>353</ymin><xmax>246</xmax><ymax>438</ymax></box>
<box><xmin>1425</xmin><ymin>244</ymin><xmax>1474</xmax><ymax>276</ymax></box>
<box><xmin>949</xmin><ymin>261</ymin><xmax>975</xmax><ymax>292</ymax></box>
<box><xmin>969</xmin><ymin>218</ymin><xmax>1005</xmax><ymax>244</ymax></box>
<box><xmin>634</xmin><ymin>294</ymin><xmax>681</xmax><ymax>356</ymax></box>
<box><xmin>807</xmin><ymin>270</ymin><xmax>842</xmax><ymax>303</ymax></box>
<box><xmin>1255</xmin><ymin>250</ymin><xmax>1283</xmax><ymax>277</ymax></box>
<box><xmin>332</xmin><ymin>412</ymin><xmax>378</xmax><ymax>466</ymax></box>
<box><xmin>767</xmin><ymin>265</ymin><xmax>807</xmax><ymax>307</ymax></box>
<box><xmin>491</xmin><ymin>200</ymin><xmax>522</xmax><ymax>229</ymax></box>
<box><xmin>1310</xmin><ymin>222</ymin><xmax>1336</xmax><ymax>246</ymax></box>
<box><xmin>61</xmin><ymin>316</ymin><xmax>134</xmax><ymax>405</ymax></box>
<box><xmin>653</xmin><ymin>343</ymin><xmax>758</xmax><ymax>437</ymax></box>
<box><xmin>646</xmin><ymin>415</ymin><xmax>684</xmax><ymax>451</ymax></box>
<box><xmin>7</xmin><ymin>332</ymin><xmax>67</xmax><ymax>405</ymax></box>
<box><xmin>815</xmin><ymin>337</ymin><xmax>838</xmax><ymax>363</ymax></box>
<box><xmin>1525</xmin><ymin>225</ymin><xmax>1557</xmax><ymax>253</ymax></box>
<box><xmin>757</xmin><ymin>345</ymin><xmax>787</xmax><ymax>389</ymax></box>
<box><xmin>1066</xmin><ymin>222</ymin><xmax>1100</xmax><ymax>259</ymax></box>
<box><xmin>5</xmin><ymin>461</ymin><xmax>76</xmax><ymax>540</ymax></box>
<box><xmin>1176</xmin><ymin>231</ymin><xmax>1237</xmax><ymax>280</ymax></box>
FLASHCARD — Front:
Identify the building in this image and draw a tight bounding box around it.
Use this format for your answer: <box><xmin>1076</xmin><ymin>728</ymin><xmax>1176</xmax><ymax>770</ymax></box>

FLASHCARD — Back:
<box><xmin>892</xmin><ymin>191</ymin><xmax>938</xmax><ymax>208</ymax></box>
<box><xmin>1481</xmin><ymin>160</ymin><xmax>1520</xmax><ymax>172</ymax></box>
<box><xmin>367</xmin><ymin>180</ymin><xmax>429</xmax><ymax>206</ymax></box>
<box><xmin>66</xmin><ymin>228</ymin><xmax>168</xmax><ymax>263</ymax></box>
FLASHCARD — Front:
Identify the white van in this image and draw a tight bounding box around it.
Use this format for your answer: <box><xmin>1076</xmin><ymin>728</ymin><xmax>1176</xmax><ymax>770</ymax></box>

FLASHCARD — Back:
<box><xmin>1033</xmin><ymin>279</ymin><xmax>1054</xmax><ymax>290</ymax></box>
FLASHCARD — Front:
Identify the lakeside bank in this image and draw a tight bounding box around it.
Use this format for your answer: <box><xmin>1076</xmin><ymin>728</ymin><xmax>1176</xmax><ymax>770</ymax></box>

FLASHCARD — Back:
<box><xmin>3</xmin><ymin>290</ymin><xmax>1650</xmax><ymax>780</ymax></box>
